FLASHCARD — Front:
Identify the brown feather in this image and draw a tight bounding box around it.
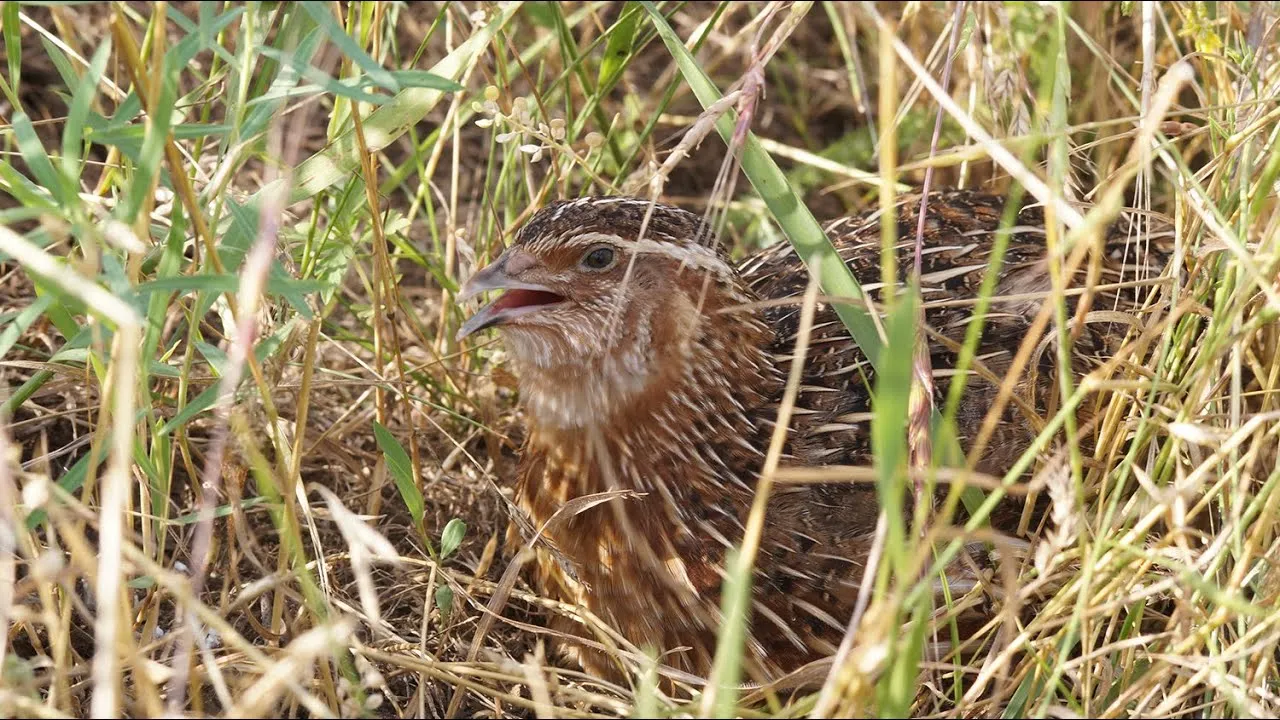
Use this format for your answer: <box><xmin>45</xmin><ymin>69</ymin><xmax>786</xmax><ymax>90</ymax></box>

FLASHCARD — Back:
<box><xmin>464</xmin><ymin>191</ymin><xmax>1173</xmax><ymax>682</ymax></box>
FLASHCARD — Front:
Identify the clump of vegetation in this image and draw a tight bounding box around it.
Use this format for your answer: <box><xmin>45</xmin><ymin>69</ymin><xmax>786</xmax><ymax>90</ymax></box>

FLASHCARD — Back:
<box><xmin>0</xmin><ymin>1</ymin><xmax>1277</xmax><ymax>717</ymax></box>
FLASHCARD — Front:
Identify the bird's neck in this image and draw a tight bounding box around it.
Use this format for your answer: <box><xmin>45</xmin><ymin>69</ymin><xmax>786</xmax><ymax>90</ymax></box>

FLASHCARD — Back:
<box><xmin>518</xmin><ymin>296</ymin><xmax>781</xmax><ymax>497</ymax></box>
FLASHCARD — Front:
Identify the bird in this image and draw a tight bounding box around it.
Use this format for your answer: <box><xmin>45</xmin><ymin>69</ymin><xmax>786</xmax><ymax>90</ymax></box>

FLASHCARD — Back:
<box><xmin>455</xmin><ymin>190</ymin><xmax>1171</xmax><ymax>686</ymax></box>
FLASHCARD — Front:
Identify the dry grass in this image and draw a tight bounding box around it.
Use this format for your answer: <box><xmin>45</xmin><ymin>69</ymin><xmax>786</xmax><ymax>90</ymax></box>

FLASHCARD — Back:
<box><xmin>1</xmin><ymin>1</ymin><xmax>1279</xmax><ymax>717</ymax></box>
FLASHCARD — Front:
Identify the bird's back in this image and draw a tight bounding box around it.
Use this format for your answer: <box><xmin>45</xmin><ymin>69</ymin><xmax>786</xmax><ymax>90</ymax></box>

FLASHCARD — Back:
<box><xmin>507</xmin><ymin>190</ymin><xmax>1173</xmax><ymax>682</ymax></box>
<box><xmin>741</xmin><ymin>190</ymin><xmax>1170</xmax><ymax>474</ymax></box>
<box><xmin>724</xmin><ymin>190</ymin><xmax>1172</xmax><ymax>664</ymax></box>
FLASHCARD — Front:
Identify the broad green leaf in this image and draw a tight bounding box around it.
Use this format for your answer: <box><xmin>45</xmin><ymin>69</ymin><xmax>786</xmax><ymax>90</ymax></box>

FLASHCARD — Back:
<box><xmin>373</xmin><ymin>421</ymin><xmax>423</xmax><ymax>529</ymax></box>
<box><xmin>214</xmin><ymin>195</ymin><xmax>260</xmax><ymax>274</ymax></box>
<box><xmin>271</xmin><ymin>264</ymin><xmax>319</xmax><ymax>320</ymax></box>
<box><xmin>597</xmin><ymin>4</ymin><xmax>640</xmax><ymax>90</ymax></box>
<box><xmin>131</xmin><ymin>436</ymin><xmax>160</xmax><ymax>489</ymax></box>
<box><xmin>146</xmin><ymin>360</ymin><xmax>182</xmax><ymax>379</ymax></box>
<box><xmin>190</xmin><ymin>320</ymin><xmax>292</xmax><ymax>378</ymax></box>
<box><xmin>240</xmin><ymin>25</ymin><xmax>323</xmax><ymax>141</ymax></box>
<box><xmin>79</xmin><ymin>100</ymin><xmax>150</xmax><ymax>163</ymax></box>
<box><xmin>440</xmin><ymin>518</ymin><xmax>466</xmax><ymax>559</ymax></box>
<box><xmin>111</xmin><ymin>91</ymin><xmax>144</xmax><ymax>126</ymax></box>
<box><xmin>522</xmin><ymin>2</ymin><xmax>558</xmax><ymax>28</ymax></box>
<box><xmin>31</xmin><ymin>277</ymin><xmax>83</xmax><ymax>341</ymax></box>
<box><xmin>195</xmin><ymin>340</ymin><xmax>231</xmax><ymax>377</ymax></box>
<box><xmin>48</xmin><ymin>325</ymin><xmax>95</xmax><ymax>360</ymax></box>
<box><xmin>434</xmin><ymin>585</ymin><xmax>454</xmax><ymax>623</ymax></box>
<box><xmin>311</xmin><ymin>231</ymin><xmax>359</xmax><ymax>305</ymax></box>
<box><xmin>0</xmin><ymin>207</ymin><xmax>52</xmax><ymax>226</ymax></box>
<box><xmin>37</xmin><ymin>36</ymin><xmax>81</xmax><ymax>94</ymax></box>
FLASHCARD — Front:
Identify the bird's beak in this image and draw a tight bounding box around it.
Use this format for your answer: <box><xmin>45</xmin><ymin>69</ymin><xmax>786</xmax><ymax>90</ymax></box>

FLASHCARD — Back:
<box><xmin>455</xmin><ymin>253</ymin><xmax>567</xmax><ymax>342</ymax></box>
<box><xmin>456</xmin><ymin>259</ymin><xmax>510</xmax><ymax>304</ymax></box>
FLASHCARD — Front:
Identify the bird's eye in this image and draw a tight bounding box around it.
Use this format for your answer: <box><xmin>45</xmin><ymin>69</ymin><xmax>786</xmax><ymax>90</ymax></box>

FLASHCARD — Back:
<box><xmin>580</xmin><ymin>245</ymin><xmax>616</xmax><ymax>271</ymax></box>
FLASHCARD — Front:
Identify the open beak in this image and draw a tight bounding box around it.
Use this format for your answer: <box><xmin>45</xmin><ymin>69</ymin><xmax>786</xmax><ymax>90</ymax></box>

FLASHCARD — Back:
<box><xmin>455</xmin><ymin>254</ymin><xmax>567</xmax><ymax>341</ymax></box>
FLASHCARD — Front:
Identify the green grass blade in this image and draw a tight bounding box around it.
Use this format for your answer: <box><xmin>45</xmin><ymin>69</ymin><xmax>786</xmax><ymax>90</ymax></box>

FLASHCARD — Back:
<box><xmin>879</xmin><ymin>595</ymin><xmax>928</xmax><ymax>718</ymax></box>
<box><xmin>639</xmin><ymin>2</ymin><xmax>884</xmax><ymax>370</ymax></box>
<box><xmin>257</xmin><ymin>41</ymin><xmax>389</xmax><ymax>106</ymax></box>
<box><xmin>299</xmin><ymin>1</ymin><xmax>399</xmax><ymax>91</ymax></box>
<box><xmin>166</xmin><ymin>3</ymin><xmax>245</xmax><ymax>68</ymax></box>
<box><xmin>386</xmin><ymin>69</ymin><xmax>462</xmax><ymax>92</ymax></box>
<box><xmin>37</xmin><ymin>35</ymin><xmax>81</xmax><ymax>93</ymax></box>
<box><xmin>1</xmin><ymin>2</ymin><xmax>20</xmax><ymax>107</ymax></box>
<box><xmin>873</xmin><ymin>288</ymin><xmax>917</xmax><ymax>566</ymax></box>
<box><xmin>257</xmin><ymin>1</ymin><xmax>521</xmax><ymax>207</ymax></box>
<box><xmin>155</xmin><ymin>320</ymin><xmax>297</xmax><ymax>436</ymax></box>
<box><xmin>62</xmin><ymin>39</ymin><xmax>113</xmax><ymax>181</ymax></box>
<box><xmin>24</xmin><ymin>443</ymin><xmax>107</xmax><ymax>530</ymax></box>
<box><xmin>706</xmin><ymin>547</ymin><xmax>750</xmax><ymax>718</ymax></box>
<box><xmin>0</xmin><ymin>160</ymin><xmax>58</xmax><ymax>210</ymax></box>
<box><xmin>118</xmin><ymin>65</ymin><xmax>177</xmax><ymax>224</ymax></box>
<box><xmin>157</xmin><ymin>384</ymin><xmax>221</xmax><ymax>437</ymax></box>
<box><xmin>0</xmin><ymin>295</ymin><xmax>52</xmax><ymax>360</ymax></box>
<box><xmin>239</xmin><ymin>24</ymin><xmax>322</xmax><ymax>140</ymax></box>
<box><xmin>12</xmin><ymin>111</ymin><xmax>70</xmax><ymax>205</ymax></box>
<box><xmin>133</xmin><ymin>272</ymin><xmax>325</xmax><ymax>299</ymax></box>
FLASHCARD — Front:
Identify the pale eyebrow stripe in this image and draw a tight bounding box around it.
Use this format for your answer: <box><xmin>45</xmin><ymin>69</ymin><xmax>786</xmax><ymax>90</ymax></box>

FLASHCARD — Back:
<box><xmin>566</xmin><ymin>231</ymin><xmax>734</xmax><ymax>277</ymax></box>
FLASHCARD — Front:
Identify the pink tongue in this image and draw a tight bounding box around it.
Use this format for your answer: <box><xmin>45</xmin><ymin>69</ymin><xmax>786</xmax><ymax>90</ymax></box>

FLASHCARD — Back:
<box><xmin>494</xmin><ymin>289</ymin><xmax>563</xmax><ymax>310</ymax></box>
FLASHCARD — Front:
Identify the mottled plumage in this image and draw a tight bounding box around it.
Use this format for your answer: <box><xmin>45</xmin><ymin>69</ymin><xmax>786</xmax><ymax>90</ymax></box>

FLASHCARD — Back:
<box><xmin>457</xmin><ymin>191</ymin><xmax>1171</xmax><ymax>683</ymax></box>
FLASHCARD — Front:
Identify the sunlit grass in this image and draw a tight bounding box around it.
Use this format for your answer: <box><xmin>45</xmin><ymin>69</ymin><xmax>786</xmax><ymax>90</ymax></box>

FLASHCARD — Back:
<box><xmin>0</xmin><ymin>1</ymin><xmax>1277</xmax><ymax>717</ymax></box>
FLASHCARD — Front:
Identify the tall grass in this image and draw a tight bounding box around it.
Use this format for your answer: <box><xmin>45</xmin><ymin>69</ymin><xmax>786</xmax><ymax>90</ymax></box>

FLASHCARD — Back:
<box><xmin>0</xmin><ymin>1</ymin><xmax>1278</xmax><ymax>717</ymax></box>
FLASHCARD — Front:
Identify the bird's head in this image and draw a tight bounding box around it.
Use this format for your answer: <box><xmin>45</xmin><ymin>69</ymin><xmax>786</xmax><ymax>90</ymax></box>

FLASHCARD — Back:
<box><xmin>457</xmin><ymin>197</ymin><xmax>762</xmax><ymax>428</ymax></box>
